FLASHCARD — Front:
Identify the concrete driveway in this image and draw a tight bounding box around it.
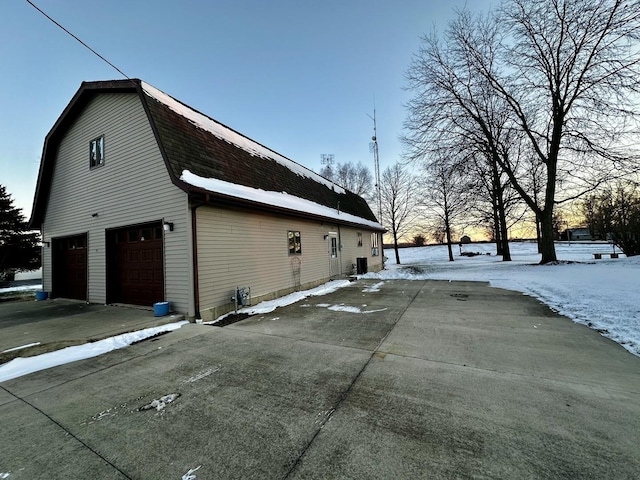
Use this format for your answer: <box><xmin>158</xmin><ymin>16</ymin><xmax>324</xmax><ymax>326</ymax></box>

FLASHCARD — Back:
<box><xmin>1</xmin><ymin>279</ymin><xmax>639</xmax><ymax>479</ymax></box>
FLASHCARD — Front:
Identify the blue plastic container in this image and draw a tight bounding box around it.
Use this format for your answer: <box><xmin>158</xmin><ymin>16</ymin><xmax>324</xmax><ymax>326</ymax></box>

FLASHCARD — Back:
<box><xmin>35</xmin><ymin>291</ymin><xmax>49</xmax><ymax>301</ymax></box>
<box><xmin>153</xmin><ymin>301</ymin><xmax>170</xmax><ymax>317</ymax></box>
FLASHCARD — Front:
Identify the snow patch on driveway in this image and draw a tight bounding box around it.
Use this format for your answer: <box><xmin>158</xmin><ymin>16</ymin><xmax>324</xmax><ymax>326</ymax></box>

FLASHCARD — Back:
<box><xmin>0</xmin><ymin>321</ymin><xmax>188</xmax><ymax>383</ymax></box>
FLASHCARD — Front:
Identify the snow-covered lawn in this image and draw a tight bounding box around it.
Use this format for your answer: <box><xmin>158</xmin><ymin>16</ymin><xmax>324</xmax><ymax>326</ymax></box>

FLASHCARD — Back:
<box><xmin>366</xmin><ymin>241</ymin><xmax>639</xmax><ymax>357</ymax></box>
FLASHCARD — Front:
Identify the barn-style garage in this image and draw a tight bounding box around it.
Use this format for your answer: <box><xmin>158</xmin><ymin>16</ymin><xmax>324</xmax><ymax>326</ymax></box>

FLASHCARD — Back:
<box><xmin>29</xmin><ymin>79</ymin><xmax>385</xmax><ymax>319</ymax></box>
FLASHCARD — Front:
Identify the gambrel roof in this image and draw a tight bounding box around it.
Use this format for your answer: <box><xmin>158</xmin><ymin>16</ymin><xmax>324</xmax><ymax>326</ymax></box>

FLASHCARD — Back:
<box><xmin>29</xmin><ymin>79</ymin><xmax>383</xmax><ymax>231</ymax></box>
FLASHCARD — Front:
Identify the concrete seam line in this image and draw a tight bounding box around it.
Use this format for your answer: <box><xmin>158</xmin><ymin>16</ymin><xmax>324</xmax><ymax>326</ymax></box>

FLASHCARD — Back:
<box><xmin>222</xmin><ymin>328</ymin><xmax>380</xmax><ymax>353</ymax></box>
<box><xmin>281</xmin><ymin>281</ymin><xmax>427</xmax><ymax>479</ymax></box>
<box><xmin>0</xmin><ymin>383</ymin><xmax>133</xmax><ymax>479</ymax></box>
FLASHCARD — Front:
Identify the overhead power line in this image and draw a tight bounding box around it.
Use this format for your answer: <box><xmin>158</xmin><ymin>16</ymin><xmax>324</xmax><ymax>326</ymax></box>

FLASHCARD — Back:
<box><xmin>24</xmin><ymin>0</ymin><xmax>130</xmax><ymax>79</ymax></box>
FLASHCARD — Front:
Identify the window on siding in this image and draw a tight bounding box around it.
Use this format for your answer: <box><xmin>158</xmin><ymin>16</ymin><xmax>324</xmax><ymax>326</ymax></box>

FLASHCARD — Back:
<box><xmin>288</xmin><ymin>230</ymin><xmax>302</xmax><ymax>255</ymax></box>
<box><xmin>371</xmin><ymin>232</ymin><xmax>379</xmax><ymax>256</ymax></box>
<box><xmin>90</xmin><ymin>135</ymin><xmax>105</xmax><ymax>168</ymax></box>
<box><xmin>330</xmin><ymin>237</ymin><xmax>338</xmax><ymax>258</ymax></box>
<box><xmin>357</xmin><ymin>232</ymin><xmax>363</xmax><ymax>247</ymax></box>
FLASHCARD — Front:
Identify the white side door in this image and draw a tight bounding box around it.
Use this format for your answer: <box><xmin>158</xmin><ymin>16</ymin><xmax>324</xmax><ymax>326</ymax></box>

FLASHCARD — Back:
<box><xmin>328</xmin><ymin>232</ymin><xmax>340</xmax><ymax>278</ymax></box>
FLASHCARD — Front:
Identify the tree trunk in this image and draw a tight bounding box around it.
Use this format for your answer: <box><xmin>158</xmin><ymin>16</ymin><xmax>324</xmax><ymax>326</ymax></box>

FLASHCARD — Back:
<box><xmin>495</xmin><ymin>184</ymin><xmax>511</xmax><ymax>261</ymax></box>
<box><xmin>445</xmin><ymin>221</ymin><xmax>454</xmax><ymax>262</ymax></box>
<box><xmin>487</xmin><ymin>155</ymin><xmax>512</xmax><ymax>260</ymax></box>
<box><xmin>538</xmin><ymin>208</ymin><xmax>558</xmax><ymax>263</ymax></box>
<box><xmin>498</xmin><ymin>207</ymin><xmax>511</xmax><ymax>261</ymax></box>
<box><xmin>493</xmin><ymin>203</ymin><xmax>503</xmax><ymax>255</ymax></box>
<box><xmin>535</xmin><ymin>214</ymin><xmax>542</xmax><ymax>254</ymax></box>
<box><xmin>393</xmin><ymin>229</ymin><xmax>401</xmax><ymax>265</ymax></box>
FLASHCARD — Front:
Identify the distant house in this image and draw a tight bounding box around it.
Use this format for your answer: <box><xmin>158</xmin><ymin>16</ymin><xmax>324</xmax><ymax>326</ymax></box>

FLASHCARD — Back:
<box><xmin>565</xmin><ymin>228</ymin><xmax>593</xmax><ymax>241</ymax></box>
<box><xmin>29</xmin><ymin>79</ymin><xmax>384</xmax><ymax>320</ymax></box>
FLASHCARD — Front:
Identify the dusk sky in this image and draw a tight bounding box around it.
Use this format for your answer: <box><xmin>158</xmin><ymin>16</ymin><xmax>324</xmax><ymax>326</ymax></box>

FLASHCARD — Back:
<box><xmin>1</xmin><ymin>0</ymin><xmax>495</xmax><ymax>218</ymax></box>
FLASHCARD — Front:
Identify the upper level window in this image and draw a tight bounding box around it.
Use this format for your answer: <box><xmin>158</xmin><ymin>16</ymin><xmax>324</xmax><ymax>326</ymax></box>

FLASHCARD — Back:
<box><xmin>357</xmin><ymin>232</ymin><xmax>363</xmax><ymax>247</ymax></box>
<box><xmin>288</xmin><ymin>230</ymin><xmax>301</xmax><ymax>255</ymax></box>
<box><xmin>90</xmin><ymin>136</ymin><xmax>105</xmax><ymax>168</ymax></box>
<box><xmin>371</xmin><ymin>232</ymin><xmax>379</xmax><ymax>256</ymax></box>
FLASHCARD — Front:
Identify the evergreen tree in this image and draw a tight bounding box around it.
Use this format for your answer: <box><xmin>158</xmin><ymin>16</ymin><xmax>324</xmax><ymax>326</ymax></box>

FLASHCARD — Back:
<box><xmin>0</xmin><ymin>185</ymin><xmax>40</xmax><ymax>285</ymax></box>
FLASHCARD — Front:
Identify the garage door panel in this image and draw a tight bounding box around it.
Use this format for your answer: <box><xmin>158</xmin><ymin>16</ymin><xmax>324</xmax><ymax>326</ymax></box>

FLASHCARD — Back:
<box><xmin>140</xmin><ymin>270</ymin><xmax>153</xmax><ymax>283</ymax></box>
<box><xmin>141</xmin><ymin>249</ymin><xmax>154</xmax><ymax>262</ymax></box>
<box><xmin>108</xmin><ymin>223</ymin><xmax>164</xmax><ymax>307</ymax></box>
<box><xmin>52</xmin><ymin>234</ymin><xmax>87</xmax><ymax>301</ymax></box>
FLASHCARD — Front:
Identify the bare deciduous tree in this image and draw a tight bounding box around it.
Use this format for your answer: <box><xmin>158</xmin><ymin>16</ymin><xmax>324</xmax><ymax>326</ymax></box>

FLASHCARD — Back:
<box><xmin>405</xmin><ymin>0</ymin><xmax>640</xmax><ymax>263</ymax></box>
<box><xmin>404</xmin><ymin>11</ymin><xmax>518</xmax><ymax>261</ymax></box>
<box><xmin>460</xmin><ymin>0</ymin><xmax>640</xmax><ymax>263</ymax></box>
<box><xmin>320</xmin><ymin>161</ymin><xmax>373</xmax><ymax>200</ymax></box>
<box><xmin>421</xmin><ymin>159</ymin><xmax>471</xmax><ymax>262</ymax></box>
<box><xmin>379</xmin><ymin>163</ymin><xmax>419</xmax><ymax>264</ymax></box>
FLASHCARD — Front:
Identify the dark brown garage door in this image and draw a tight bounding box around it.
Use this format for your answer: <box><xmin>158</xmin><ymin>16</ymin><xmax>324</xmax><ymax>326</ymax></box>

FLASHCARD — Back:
<box><xmin>52</xmin><ymin>234</ymin><xmax>87</xmax><ymax>301</ymax></box>
<box><xmin>107</xmin><ymin>223</ymin><xmax>164</xmax><ymax>307</ymax></box>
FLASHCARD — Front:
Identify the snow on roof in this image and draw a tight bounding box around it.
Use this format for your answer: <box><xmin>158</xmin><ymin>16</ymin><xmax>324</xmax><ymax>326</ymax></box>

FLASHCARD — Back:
<box><xmin>141</xmin><ymin>81</ymin><xmax>345</xmax><ymax>194</ymax></box>
<box><xmin>181</xmin><ymin>170</ymin><xmax>384</xmax><ymax>231</ymax></box>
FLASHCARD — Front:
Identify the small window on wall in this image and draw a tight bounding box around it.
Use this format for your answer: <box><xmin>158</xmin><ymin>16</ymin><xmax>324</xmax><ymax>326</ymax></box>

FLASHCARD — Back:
<box><xmin>357</xmin><ymin>232</ymin><xmax>363</xmax><ymax>247</ymax></box>
<box><xmin>371</xmin><ymin>232</ymin><xmax>379</xmax><ymax>256</ymax></box>
<box><xmin>330</xmin><ymin>237</ymin><xmax>338</xmax><ymax>258</ymax></box>
<box><xmin>288</xmin><ymin>230</ymin><xmax>301</xmax><ymax>255</ymax></box>
<box><xmin>90</xmin><ymin>135</ymin><xmax>105</xmax><ymax>168</ymax></box>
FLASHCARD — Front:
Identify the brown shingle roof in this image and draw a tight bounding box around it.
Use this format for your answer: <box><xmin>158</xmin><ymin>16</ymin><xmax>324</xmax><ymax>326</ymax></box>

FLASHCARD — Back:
<box><xmin>30</xmin><ymin>79</ymin><xmax>382</xmax><ymax>231</ymax></box>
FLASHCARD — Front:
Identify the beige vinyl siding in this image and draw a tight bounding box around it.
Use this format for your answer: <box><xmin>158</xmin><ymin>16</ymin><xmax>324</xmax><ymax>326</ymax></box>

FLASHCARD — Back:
<box><xmin>42</xmin><ymin>93</ymin><xmax>191</xmax><ymax>314</ymax></box>
<box><xmin>369</xmin><ymin>231</ymin><xmax>384</xmax><ymax>271</ymax></box>
<box><xmin>42</xmin><ymin>245</ymin><xmax>52</xmax><ymax>293</ymax></box>
<box><xmin>197</xmin><ymin>205</ymin><xmax>345</xmax><ymax>319</ymax></box>
<box><xmin>338</xmin><ymin>228</ymin><xmax>361</xmax><ymax>274</ymax></box>
<box><xmin>338</xmin><ymin>228</ymin><xmax>384</xmax><ymax>275</ymax></box>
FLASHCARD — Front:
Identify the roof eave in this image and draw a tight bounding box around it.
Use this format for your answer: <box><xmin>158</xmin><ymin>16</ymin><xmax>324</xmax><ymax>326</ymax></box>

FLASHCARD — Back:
<box><xmin>186</xmin><ymin>186</ymin><xmax>385</xmax><ymax>232</ymax></box>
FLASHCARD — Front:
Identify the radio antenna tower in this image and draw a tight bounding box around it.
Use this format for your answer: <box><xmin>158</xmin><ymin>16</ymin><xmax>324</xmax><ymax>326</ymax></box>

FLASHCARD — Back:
<box><xmin>320</xmin><ymin>154</ymin><xmax>334</xmax><ymax>167</ymax></box>
<box><xmin>320</xmin><ymin>154</ymin><xmax>335</xmax><ymax>177</ymax></box>
<box><xmin>368</xmin><ymin>108</ymin><xmax>382</xmax><ymax>220</ymax></box>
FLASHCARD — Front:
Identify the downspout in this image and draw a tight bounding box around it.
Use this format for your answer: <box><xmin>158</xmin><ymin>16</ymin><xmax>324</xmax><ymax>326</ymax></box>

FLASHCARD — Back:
<box><xmin>42</xmin><ymin>229</ymin><xmax>47</xmax><ymax>297</ymax></box>
<box><xmin>338</xmin><ymin>225</ymin><xmax>343</xmax><ymax>276</ymax></box>
<box><xmin>191</xmin><ymin>198</ymin><xmax>206</xmax><ymax>320</ymax></box>
<box><xmin>336</xmin><ymin>202</ymin><xmax>343</xmax><ymax>277</ymax></box>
